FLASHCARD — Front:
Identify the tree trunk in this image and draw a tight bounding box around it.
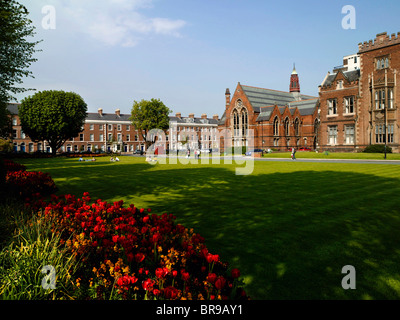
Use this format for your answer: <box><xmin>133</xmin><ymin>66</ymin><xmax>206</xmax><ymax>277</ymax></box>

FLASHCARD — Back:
<box><xmin>49</xmin><ymin>142</ymin><xmax>58</xmax><ymax>157</ymax></box>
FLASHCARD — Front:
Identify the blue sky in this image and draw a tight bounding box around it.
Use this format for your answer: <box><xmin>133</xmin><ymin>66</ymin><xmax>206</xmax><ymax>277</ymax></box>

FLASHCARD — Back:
<box><xmin>16</xmin><ymin>0</ymin><xmax>400</xmax><ymax>117</ymax></box>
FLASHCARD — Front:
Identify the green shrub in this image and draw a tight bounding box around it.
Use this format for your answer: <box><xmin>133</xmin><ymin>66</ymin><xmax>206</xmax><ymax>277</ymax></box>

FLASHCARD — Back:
<box><xmin>363</xmin><ymin>144</ymin><xmax>392</xmax><ymax>153</ymax></box>
<box><xmin>0</xmin><ymin>212</ymin><xmax>81</xmax><ymax>300</ymax></box>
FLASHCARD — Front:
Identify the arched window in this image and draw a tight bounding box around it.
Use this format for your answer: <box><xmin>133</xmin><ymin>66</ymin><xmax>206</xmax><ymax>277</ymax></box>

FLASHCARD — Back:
<box><xmin>241</xmin><ymin>109</ymin><xmax>248</xmax><ymax>136</ymax></box>
<box><xmin>233</xmin><ymin>110</ymin><xmax>239</xmax><ymax>136</ymax></box>
<box><xmin>294</xmin><ymin>118</ymin><xmax>300</xmax><ymax>136</ymax></box>
<box><xmin>273</xmin><ymin>117</ymin><xmax>279</xmax><ymax>136</ymax></box>
<box><xmin>284</xmin><ymin>117</ymin><xmax>290</xmax><ymax>136</ymax></box>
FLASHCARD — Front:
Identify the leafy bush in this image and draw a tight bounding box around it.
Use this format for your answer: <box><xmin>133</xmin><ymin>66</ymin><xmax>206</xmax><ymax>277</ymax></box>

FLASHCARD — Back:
<box><xmin>363</xmin><ymin>144</ymin><xmax>392</xmax><ymax>153</ymax></box>
<box><xmin>0</xmin><ymin>139</ymin><xmax>13</xmax><ymax>153</ymax></box>
<box><xmin>3</xmin><ymin>159</ymin><xmax>26</xmax><ymax>172</ymax></box>
<box><xmin>6</xmin><ymin>170</ymin><xmax>57</xmax><ymax>199</ymax></box>
<box><xmin>0</xmin><ymin>212</ymin><xmax>81</xmax><ymax>299</ymax></box>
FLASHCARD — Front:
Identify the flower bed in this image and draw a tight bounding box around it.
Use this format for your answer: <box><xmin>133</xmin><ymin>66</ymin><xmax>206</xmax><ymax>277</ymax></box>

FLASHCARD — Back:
<box><xmin>6</xmin><ymin>170</ymin><xmax>57</xmax><ymax>199</ymax></box>
<box><xmin>3</xmin><ymin>159</ymin><xmax>26</xmax><ymax>172</ymax></box>
<box><xmin>34</xmin><ymin>193</ymin><xmax>249</xmax><ymax>300</ymax></box>
<box><xmin>2</xmin><ymin>159</ymin><xmax>248</xmax><ymax>300</ymax></box>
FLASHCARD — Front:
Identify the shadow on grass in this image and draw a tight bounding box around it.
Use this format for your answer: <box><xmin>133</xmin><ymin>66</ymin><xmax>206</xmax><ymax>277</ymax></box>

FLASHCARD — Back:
<box><xmin>22</xmin><ymin>158</ymin><xmax>400</xmax><ymax>300</ymax></box>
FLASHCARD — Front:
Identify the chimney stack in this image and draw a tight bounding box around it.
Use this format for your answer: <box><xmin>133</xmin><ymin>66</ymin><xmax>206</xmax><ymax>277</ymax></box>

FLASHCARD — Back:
<box><xmin>98</xmin><ymin>108</ymin><xmax>103</xmax><ymax>117</ymax></box>
<box><xmin>213</xmin><ymin>114</ymin><xmax>219</xmax><ymax>120</ymax></box>
<box><xmin>175</xmin><ymin>112</ymin><xmax>181</xmax><ymax>118</ymax></box>
<box><xmin>189</xmin><ymin>113</ymin><xmax>194</xmax><ymax>118</ymax></box>
<box><xmin>115</xmin><ymin>109</ymin><xmax>121</xmax><ymax>117</ymax></box>
<box><xmin>201</xmin><ymin>113</ymin><xmax>207</xmax><ymax>119</ymax></box>
<box><xmin>225</xmin><ymin>88</ymin><xmax>231</xmax><ymax>108</ymax></box>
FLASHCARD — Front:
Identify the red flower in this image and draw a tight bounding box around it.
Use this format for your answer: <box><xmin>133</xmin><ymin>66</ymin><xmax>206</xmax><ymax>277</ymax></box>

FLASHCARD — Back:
<box><xmin>231</xmin><ymin>268</ymin><xmax>241</xmax><ymax>279</ymax></box>
<box><xmin>181</xmin><ymin>271</ymin><xmax>190</xmax><ymax>282</ymax></box>
<box><xmin>155</xmin><ymin>267</ymin><xmax>169</xmax><ymax>279</ymax></box>
<box><xmin>207</xmin><ymin>273</ymin><xmax>217</xmax><ymax>284</ymax></box>
<box><xmin>153</xmin><ymin>289</ymin><xmax>161</xmax><ymax>296</ymax></box>
<box><xmin>163</xmin><ymin>286</ymin><xmax>179</xmax><ymax>299</ymax></box>
<box><xmin>143</xmin><ymin>216</ymin><xmax>150</xmax><ymax>223</ymax></box>
<box><xmin>172</xmin><ymin>270</ymin><xmax>178</xmax><ymax>277</ymax></box>
<box><xmin>215</xmin><ymin>277</ymin><xmax>226</xmax><ymax>290</ymax></box>
<box><xmin>135</xmin><ymin>253</ymin><xmax>145</xmax><ymax>263</ymax></box>
<box><xmin>142</xmin><ymin>278</ymin><xmax>155</xmax><ymax>291</ymax></box>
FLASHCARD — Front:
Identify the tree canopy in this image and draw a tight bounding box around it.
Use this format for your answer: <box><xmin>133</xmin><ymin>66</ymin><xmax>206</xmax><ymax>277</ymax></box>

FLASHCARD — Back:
<box><xmin>129</xmin><ymin>99</ymin><xmax>172</xmax><ymax>147</ymax></box>
<box><xmin>19</xmin><ymin>90</ymin><xmax>87</xmax><ymax>155</ymax></box>
<box><xmin>0</xmin><ymin>0</ymin><xmax>40</xmax><ymax>137</ymax></box>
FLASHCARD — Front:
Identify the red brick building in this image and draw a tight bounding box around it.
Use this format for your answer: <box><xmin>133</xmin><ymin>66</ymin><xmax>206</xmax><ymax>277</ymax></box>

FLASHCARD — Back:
<box><xmin>6</xmin><ymin>105</ymin><xmax>148</xmax><ymax>154</ymax></box>
<box><xmin>218</xmin><ymin>66</ymin><xmax>320</xmax><ymax>151</ymax></box>
<box><xmin>319</xmin><ymin>31</ymin><xmax>400</xmax><ymax>152</ymax></box>
<box><xmin>6</xmin><ymin>103</ymin><xmax>220</xmax><ymax>154</ymax></box>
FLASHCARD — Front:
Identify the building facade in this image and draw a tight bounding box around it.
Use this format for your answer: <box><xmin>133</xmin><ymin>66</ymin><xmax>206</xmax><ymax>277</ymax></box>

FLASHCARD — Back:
<box><xmin>6</xmin><ymin>31</ymin><xmax>400</xmax><ymax>154</ymax></box>
<box><xmin>6</xmin><ymin>103</ymin><xmax>220</xmax><ymax>154</ymax></box>
<box><xmin>218</xmin><ymin>66</ymin><xmax>319</xmax><ymax>151</ymax></box>
<box><xmin>319</xmin><ymin>31</ymin><xmax>400</xmax><ymax>152</ymax></box>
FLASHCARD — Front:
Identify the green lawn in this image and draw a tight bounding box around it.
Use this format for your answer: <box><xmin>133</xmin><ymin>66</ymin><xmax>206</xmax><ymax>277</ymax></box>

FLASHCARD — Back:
<box><xmin>16</xmin><ymin>155</ymin><xmax>400</xmax><ymax>299</ymax></box>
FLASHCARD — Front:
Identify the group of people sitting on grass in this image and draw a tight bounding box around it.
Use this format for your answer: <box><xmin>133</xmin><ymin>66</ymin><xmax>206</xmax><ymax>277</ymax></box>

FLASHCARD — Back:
<box><xmin>110</xmin><ymin>157</ymin><xmax>120</xmax><ymax>162</ymax></box>
<box><xmin>79</xmin><ymin>157</ymin><xmax>96</xmax><ymax>162</ymax></box>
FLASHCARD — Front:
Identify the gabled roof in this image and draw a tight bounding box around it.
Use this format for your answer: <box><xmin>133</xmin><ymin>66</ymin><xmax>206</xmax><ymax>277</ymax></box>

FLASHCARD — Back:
<box><xmin>241</xmin><ymin>85</ymin><xmax>317</xmax><ymax>112</ymax></box>
<box><xmin>321</xmin><ymin>69</ymin><xmax>360</xmax><ymax>87</ymax></box>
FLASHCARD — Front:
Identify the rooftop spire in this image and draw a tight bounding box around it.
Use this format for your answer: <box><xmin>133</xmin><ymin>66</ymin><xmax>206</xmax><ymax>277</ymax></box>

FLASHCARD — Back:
<box><xmin>289</xmin><ymin>63</ymin><xmax>300</xmax><ymax>93</ymax></box>
<box><xmin>291</xmin><ymin>63</ymin><xmax>298</xmax><ymax>75</ymax></box>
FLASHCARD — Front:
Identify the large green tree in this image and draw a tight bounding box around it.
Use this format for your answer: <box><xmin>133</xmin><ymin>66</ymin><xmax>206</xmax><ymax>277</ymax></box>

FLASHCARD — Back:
<box><xmin>129</xmin><ymin>98</ymin><xmax>172</xmax><ymax>148</ymax></box>
<box><xmin>19</xmin><ymin>90</ymin><xmax>87</xmax><ymax>155</ymax></box>
<box><xmin>0</xmin><ymin>0</ymin><xmax>40</xmax><ymax>137</ymax></box>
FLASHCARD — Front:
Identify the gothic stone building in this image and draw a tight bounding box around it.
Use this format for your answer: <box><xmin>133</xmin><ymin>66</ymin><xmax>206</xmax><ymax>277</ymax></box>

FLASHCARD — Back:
<box><xmin>319</xmin><ymin>32</ymin><xmax>400</xmax><ymax>152</ymax></box>
<box><xmin>218</xmin><ymin>66</ymin><xmax>320</xmax><ymax>151</ymax></box>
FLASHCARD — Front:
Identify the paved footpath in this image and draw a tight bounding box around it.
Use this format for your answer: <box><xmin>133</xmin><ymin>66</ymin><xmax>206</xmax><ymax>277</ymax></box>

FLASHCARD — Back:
<box><xmin>237</xmin><ymin>156</ymin><xmax>400</xmax><ymax>165</ymax></box>
<box><xmin>137</xmin><ymin>154</ymin><xmax>400</xmax><ymax>165</ymax></box>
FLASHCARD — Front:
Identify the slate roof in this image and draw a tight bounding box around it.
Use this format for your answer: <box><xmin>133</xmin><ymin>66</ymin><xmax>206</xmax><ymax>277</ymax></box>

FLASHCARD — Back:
<box><xmin>6</xmin><ymin>103</ymin><xmax>19</xmax><ymax>115</ymax></box>
<box><xmin>8</xmin><ymin>104</ymin><xmax>218</xmax><ymax>124</ymax></box>
<box><xmin>169</xmin><ymin>116</ymin><xmax>219</xmax><ymax>125</ymax></box>
<box><xmin>241</xmin><ymin>85</ymin><xmax>317</xmax><ymax>112</ymax></box>
<box><xmin>86</xmin><ymin>112</ymin><xmax>131</xmax><ymax>121</ymax></box>
<box><xmin>254</xmin><ymin>97</ymin><xmax>318</xmax><ymax>122</ymax></box>
<box><xmin>288</xmin><ymin>99</ymin><xmax>319</xmax><ymax>116</ymax></box>
<box><xmin>321</xmin><ymin>69</ymin><xmax>360</xmax><ymax>87</ymax></box>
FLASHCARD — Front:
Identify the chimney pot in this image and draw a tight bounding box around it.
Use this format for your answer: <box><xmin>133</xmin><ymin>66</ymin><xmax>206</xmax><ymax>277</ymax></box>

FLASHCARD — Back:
<box><xmin>98</xmin><ymin>108</ymin><xmax>103</xmax><ymax>116</ymax></box>
<box><xmin>115</xmin><ymin>109</ymin><xmax>121</xmax><ymax>117</ymax></box>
